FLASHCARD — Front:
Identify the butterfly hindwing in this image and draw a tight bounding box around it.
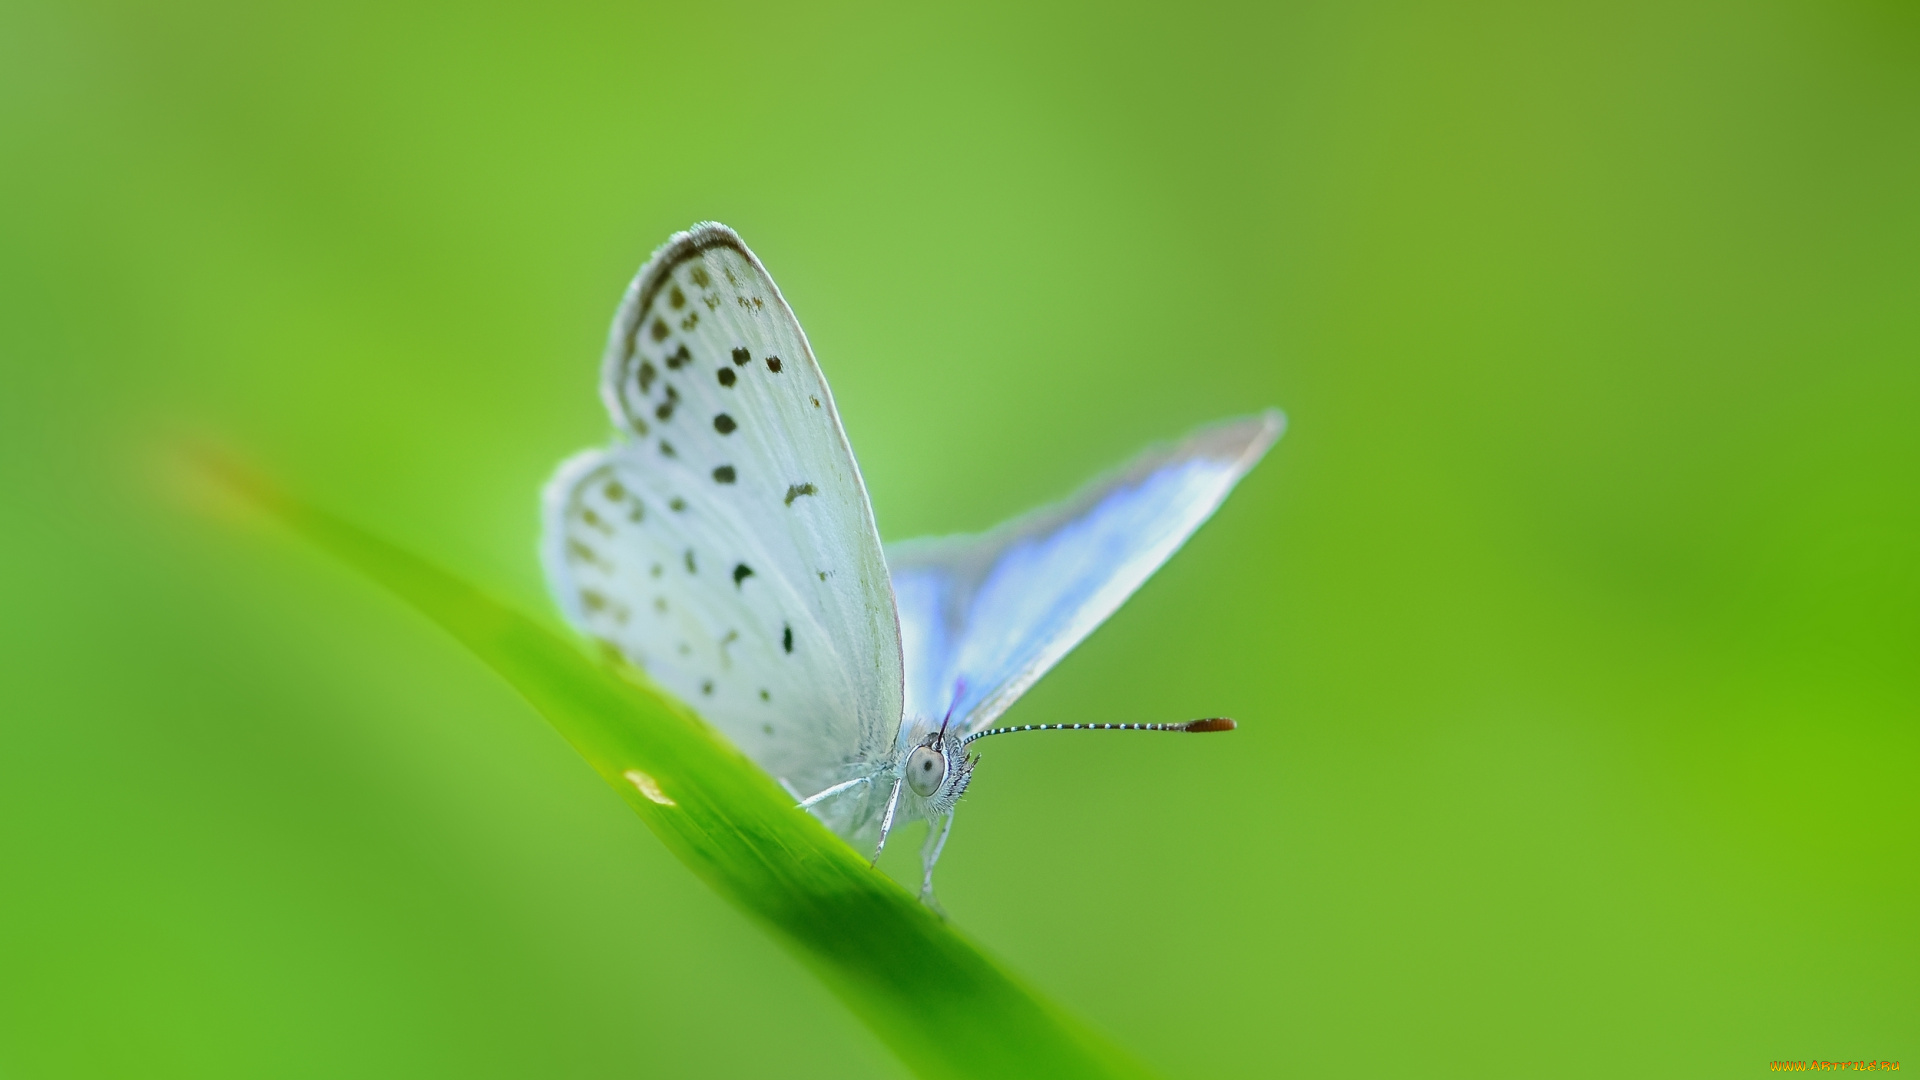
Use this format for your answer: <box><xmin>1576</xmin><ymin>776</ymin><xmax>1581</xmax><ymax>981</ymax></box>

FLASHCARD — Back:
<box><xmin>542</xmin><ymin>224</ymin><xmax>903</xmax><ymax>796</ymax></box>
<box><xmin>887</xmin><ymin>411</ymin><xmax>1283</xmax><ymax>742</ymax></box>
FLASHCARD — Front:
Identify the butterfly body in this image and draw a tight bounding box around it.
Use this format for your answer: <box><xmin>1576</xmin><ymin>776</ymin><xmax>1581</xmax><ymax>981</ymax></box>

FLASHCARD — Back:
<box><xmin>545</xmin><ymin>223</ymin><xmax>1281</xmax><ymax>899</ymax></box>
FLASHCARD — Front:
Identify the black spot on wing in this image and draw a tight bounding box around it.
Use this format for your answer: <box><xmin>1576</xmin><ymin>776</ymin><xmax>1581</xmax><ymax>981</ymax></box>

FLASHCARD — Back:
<box><xmin>666</xmin><ymin>344</ymin><xmax>691</xmax><ymax>370</ymax></box>
<box><xmin>783</xmin><ymin>483</ymin><xmax>817</xmax><ymax>506</ymax></box>
<box><xmin>684</xmin><ymin>549</ymin><xmax>697</xmax><ymax>573</ymax></box>
<box><xmin>731</xmin><ymin>347</ymin><xmax>750</xmax><ymax>366</ymax></box>
<box><xmin>717</xmin><ymin>367</ymin><xmax>736</xmax><ymax>387</ymax></box>
<box><xmin>713</xmin><ymin>413</ymin><xmax>736</xmax><ymax>435</ymax></box>
<box><xmin>669</xmin><ymin>497</ymin><xmax>686</xmax><ymax>512</ymax></box>
<box><xmin>701</xmin><ymin>680</ymin><xmax>713</xmax><ymax>696</ymax></box>
<box><xmin>659</xmin><ymin>440</ymin><xmax>676</xmax><ymax>458</ymax></box>
<box><xmin>690</xmin><ymin>266</ymin><xmax>710</xmax><ymax>288</ymax></box>
<box><xmin>782</xmin><ymin>624</ymin><xmax>793</xmax><ymax>653</ymax></box>
<box><xmin>732</xmin><ymin>563</ymin><xmax>754</xmax><ymax>588</ymax></box>
<box><xmin>765</xmin><ymin>355</ymin><xmax>783</xmax><ymax>373</ymax></box>
<box><xmin>638</xmin><ymin>361</ymin><xmax>656</xmax><ymax>393</ymax></box>
<box><xmin>582</xmin><ymin>590</ymin><xmax>626</xmax><ymax>621</ymax></box>
<box><xmin>669</xmin><ymin>285</ymin><xmax>685</xmax><ymax>309</ymax></box>
<box><xmin>713</xmin><ymin>465</ymin><xmax>736</xmax><ymax>484</ymax></box>
<box><xmin>650</xmin><ymin>317</ymin><xmax>670</xmax><ymax>342</ymax></box>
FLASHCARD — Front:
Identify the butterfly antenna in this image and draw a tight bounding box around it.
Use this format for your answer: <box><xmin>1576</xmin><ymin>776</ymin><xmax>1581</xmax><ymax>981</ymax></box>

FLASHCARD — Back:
<box><xmin>937</xmin><ymin>678</ymin><xmax>966</xmax><ymax>741</ymax></box>
<box><xmin>960</xmin><ymin>717</ymin><xmax>1236</xmax><ymax>746</ymax></box>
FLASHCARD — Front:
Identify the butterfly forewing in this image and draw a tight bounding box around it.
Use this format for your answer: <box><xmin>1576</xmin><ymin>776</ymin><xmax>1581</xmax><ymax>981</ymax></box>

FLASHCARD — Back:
<box><xmin>543</xmin><ymin>224</ymin><xmax>902</xmax><ymax>796</ymax></box>
<box><xmin>887</xmin><ymin>411</ymin><xmax>1282</xmax><ymax>742</ymax></box>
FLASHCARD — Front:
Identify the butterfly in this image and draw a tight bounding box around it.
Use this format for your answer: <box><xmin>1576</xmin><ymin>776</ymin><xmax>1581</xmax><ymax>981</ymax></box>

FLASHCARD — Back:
<box><xmin>542</xmin><ymin>223</ymin><xmax>1282</xmax><ymax>902</ymax></box>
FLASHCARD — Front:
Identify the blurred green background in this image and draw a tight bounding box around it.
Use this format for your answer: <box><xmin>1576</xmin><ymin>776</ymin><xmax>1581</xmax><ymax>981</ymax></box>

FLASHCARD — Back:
<box><xmin>2</xmin><ymin>0</ymin><xmax>1914</xmax><ymax>1075</ymax></box>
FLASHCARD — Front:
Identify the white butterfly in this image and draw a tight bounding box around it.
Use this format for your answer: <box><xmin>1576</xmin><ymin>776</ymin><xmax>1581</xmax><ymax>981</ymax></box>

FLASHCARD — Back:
<box><xmin>542</xmin><ymin>223</ymin><xmax>1281</xmax><ymax>901</ymax></box>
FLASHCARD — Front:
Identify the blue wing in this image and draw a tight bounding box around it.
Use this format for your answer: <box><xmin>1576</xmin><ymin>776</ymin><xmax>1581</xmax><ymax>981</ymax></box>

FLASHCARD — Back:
<box><xmin>886</xmin><ymin>410</ymin><xmax>1283</xmax><ymax>745</ymax></box>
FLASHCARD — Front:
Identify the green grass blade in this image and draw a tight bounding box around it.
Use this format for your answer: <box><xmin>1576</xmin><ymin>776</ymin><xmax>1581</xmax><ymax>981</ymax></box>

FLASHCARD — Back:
<box><xmin>207</xmin><ymin>459</ymin><xmax>1156</xmax><ymax>1080</ymax></box>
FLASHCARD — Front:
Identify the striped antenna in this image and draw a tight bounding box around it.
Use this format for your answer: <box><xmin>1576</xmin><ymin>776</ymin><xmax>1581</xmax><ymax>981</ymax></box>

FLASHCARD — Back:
<box><xmin>961</xmin><ymin>717</ymin><xmax>1236</xmax><ymax>746</ymax></box>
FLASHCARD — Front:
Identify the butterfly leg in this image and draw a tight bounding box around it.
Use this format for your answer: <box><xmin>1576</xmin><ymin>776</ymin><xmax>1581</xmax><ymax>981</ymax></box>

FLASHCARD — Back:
<box><xmin>794</xmin><ymin>775</ymin><xmax>869</xmax><ymax>809</ymax></box>
<box><xmin>870</xmin><ymin>777</ymin><xmax>905</xmax><ymax>867</ymax></box>
<box><xmin>919</xmin><ymin>811</ymin><xmax>954</xmax><ymax>907</ymax></box>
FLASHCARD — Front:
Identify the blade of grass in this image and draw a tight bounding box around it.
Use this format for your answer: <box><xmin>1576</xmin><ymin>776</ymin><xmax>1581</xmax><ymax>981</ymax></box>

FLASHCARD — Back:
<box><xmin>202</xmin><ymin>456</ymin><xmax>1157</xmax><ymax>1080</ymax></box>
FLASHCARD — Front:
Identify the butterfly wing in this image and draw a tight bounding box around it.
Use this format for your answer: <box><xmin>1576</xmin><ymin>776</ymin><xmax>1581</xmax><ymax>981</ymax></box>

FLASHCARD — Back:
<box><xmin>887</xmin><ymin>411</ymin><xmax>1282</xmax><ymax>743</ymax></box>
<box><xmin>542</xmin><ymin>224</ymin><xmax>903</xmax><ymax>798</ymax></box>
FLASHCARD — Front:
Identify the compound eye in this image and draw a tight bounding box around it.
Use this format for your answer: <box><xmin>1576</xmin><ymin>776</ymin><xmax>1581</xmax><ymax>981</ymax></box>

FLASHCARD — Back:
<box><xmin>906</xmin><ymin>745</ymin><xmax>946</xmax><ymax>798</ymax></box>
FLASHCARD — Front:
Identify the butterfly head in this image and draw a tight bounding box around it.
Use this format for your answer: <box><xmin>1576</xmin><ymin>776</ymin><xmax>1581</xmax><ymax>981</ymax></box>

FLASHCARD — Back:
<box><xmin>902</xmin><ymin>683</ymin><xmax>972</xmax><ymax>810</ymax></box>
<box><xmin>904</xmin><ymin>728</ymin><xmax>973</xmax><ymax>813</ymax></box>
